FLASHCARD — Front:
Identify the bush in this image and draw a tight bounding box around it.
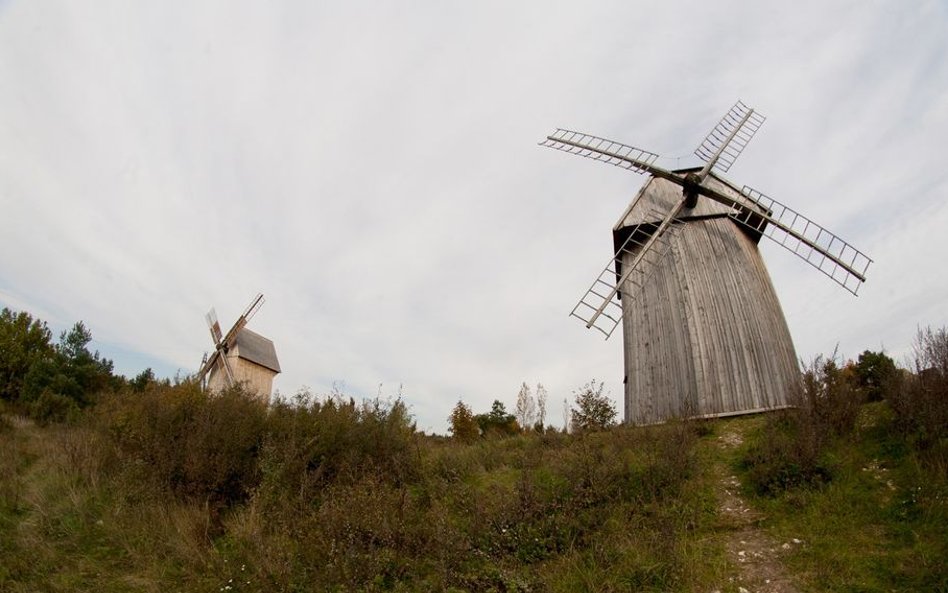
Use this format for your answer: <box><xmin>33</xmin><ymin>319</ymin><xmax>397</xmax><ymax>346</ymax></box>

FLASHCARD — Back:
<box><xmin>97</xmin><ymin>382</ymin><xmax>268</xmax><ymax>506</ymax></box>
<box><xmin>741</xmin><ymin>356</ymin><xmax>858</xmax><ymax>495</ymax></box>
<box><xmin>29</xmin><ymin>389</ymin><xmax>80</xmax><ymax>426</ymax></box>
<box><xmin>474</xmin><ymin>400</ymin><xmax>519</xmax><ymax>437</ymax></box>
<box><xmin>853</xmin><ymin>350</ymin><xmax>899</xmax><ymax>402</ymax></box>
<box><xmin>890</xmin><ymin>326</ymin><xmax>948</xmax><ymax>453</ymax></box>
<box><xmin>254</xmin><ymin>391</ymin><xmax>420</xmax><ymax>513</ymax></box>
<box><xmin>804</xmin><ymin>355</ymin><xmax>864</xmax><ymax>437</ymax></box>
<box><xmin>741</xmin><ymin>409</ymin><xmax>833</xmax><ymax>495</ymax></box>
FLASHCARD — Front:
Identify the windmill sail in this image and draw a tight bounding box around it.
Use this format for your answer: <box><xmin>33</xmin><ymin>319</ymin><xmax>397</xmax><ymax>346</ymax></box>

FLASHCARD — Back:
<box><xmin>206</xmin><ymin>309</ymin><xmax>223</xmax><ymax>344</ymax></box>
<box><xmin>694</xmin><ymin>100</ymin><xmax>766</xmax><ymax>175</ymax></box>
<box><xmin>198</xmin><ymin>294</ymin><xmax>267</xmax><ymax>385</ymax></box>
<box><xmin>572</xmin><ymin>201</ymin><xmax>686</xmax><ymax>338</ymax></box>
<box><xmin>196</xmin><ymin>350</ymin><xmax>219</xmax><ymax>382</ymax></box>
<box><xmin>539</xmin><ymin>129</ymin><xmax>660</xmax><ymax>175</ymax></box>
<box><xmin>733</xmin><ymin>186</ymin><xmax>872</xmax><ymax>294</ymax></box>
<box><xmin>218</xmin><ymin>293</ymin><xmax>265</xmax><ymax>351</ymax></box>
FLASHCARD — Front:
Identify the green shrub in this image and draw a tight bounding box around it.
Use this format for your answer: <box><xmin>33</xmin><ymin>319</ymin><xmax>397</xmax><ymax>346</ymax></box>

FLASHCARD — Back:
<box><xmin>97</xmin><ymin>382</ymin><xmax>268</xmax><ymax>506</ymax></box>
<box><xmin>256</xmin><ymin>391</ymin><xmax>419</xmax><ymax>511</ymax></box>
<box><xmin>741</xmin><ymin>409</ymin><xmax>833</xmax><ymax>495</ymax></box>
<box><xmin>853</xmin><ymin>350</ymin><xmax>899</xmax><ymax>402</ymax></box>
<box><xmin>29</xmin><ymin>389</ymin><xmax>80</xmax><ymax>426</ymax></box>
<box><xmin>475</xmin><ymin>399</ymin><xmax>519</xmax><ymax>437</ymax></box>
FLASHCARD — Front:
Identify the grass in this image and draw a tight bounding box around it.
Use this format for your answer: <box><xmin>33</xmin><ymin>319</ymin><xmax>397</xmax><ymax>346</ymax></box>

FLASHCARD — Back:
<box><xmin>1</xmin><ymin>385</ymin><xmax>945</xmax><ymax>592</ymax></box>
<box><xmin>733</xmin><ymin>402</ymin><xmax>948</xmax><ymax>592</ymax></box>
<box><xmin>0</xmin><ymin>394</ymin><xmax>728</xmax><ymax>593</ymax></box>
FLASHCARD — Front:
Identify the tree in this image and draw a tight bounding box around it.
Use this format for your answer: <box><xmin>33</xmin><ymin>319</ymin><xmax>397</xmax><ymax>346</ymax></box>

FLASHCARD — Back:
<box><xmin>535</xmin><ymin>383</ymin><xmax>547</xmax><ymax>431</ymax></box>
<box><xmin>889</xmin><ymin>326</ymin><xmax>948</xmax><ymax>447</ymax></box>
<box><xmin>475</xmin><ymin>400</ymin><xmax>519</xmax><ymax>437</ymax></box>
<box><xmin>514</xmin><ymin>382</ymin><xmax>536</xmax><ymax>430</ymax></box>
<box><xmin>0</xmin><ymin>308</ymin><xmax>54</xmax><ymax>403</ymax></box>
<box><xmin>570</xmin><ymin>380</ymin><xmax>616</xmax><ymax>432</ymax></box>
<box><xmin>853</xmin><ymin>350</ymin><xmax>898</xmax><ymax>402</ymax></box>
<box><xmin>912</xmin><ymin>326</ymin><xmax>948</xmax><ymax>375</ymax></box>
<box><xmin>20</xmin><ymin>321</ymin><xmax>114</xmax><ymax>411</ymax></box>
<box><xmin>448</xmin><ymin>400</ymin><xmax>479</xmax><ymax>442</ymax></box>
<box><xmin>130</xmin><ymin>367</ymin><xmax>156</xmax><ymax>393</ymax></box>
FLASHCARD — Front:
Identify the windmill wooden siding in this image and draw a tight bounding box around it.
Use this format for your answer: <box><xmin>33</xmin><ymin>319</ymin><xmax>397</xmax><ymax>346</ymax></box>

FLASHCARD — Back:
<box><xmin>616</xmin><ymin>172</ymin><xmax>800</xmax><ymax>425</ymax></box>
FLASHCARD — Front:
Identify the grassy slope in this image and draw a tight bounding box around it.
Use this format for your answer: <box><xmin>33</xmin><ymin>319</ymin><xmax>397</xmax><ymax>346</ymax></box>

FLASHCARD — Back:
<box><xmin>1</xmin><ymin>404</ymin><xmax>945</xmax><ymax>592</ymax></box>
<box><xmin>730</xmin><ymin>404</ymin><xmax>948</xmax><ymax>593</ymax></box>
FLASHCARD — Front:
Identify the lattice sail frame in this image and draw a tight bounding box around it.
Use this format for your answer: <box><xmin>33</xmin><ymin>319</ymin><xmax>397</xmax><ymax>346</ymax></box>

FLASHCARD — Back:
<box><xmin>734</xmin><ymin>187</ymin><xmax>872</xmax><ymax>295</ymax></box>
<box><xmin>571</xmin><ymin>208</ymin><xmax>683</xmax><ymax>338</ymax></box>
<box><xmin>540</xmin><ymin>129</ymin><xmax>659</xmax><ymax>175</ymax></box>
<box><xmin>694</xmin><ymin>100</ymin><xmax>766</xmax><ymax>175</ymax></box>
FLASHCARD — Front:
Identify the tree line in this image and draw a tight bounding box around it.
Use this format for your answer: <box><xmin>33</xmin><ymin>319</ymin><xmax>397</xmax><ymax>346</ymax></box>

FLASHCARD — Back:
<box><xmin>0</xmin><ymin>307</ymin><xmax>159</xmax><ymax>422</ymax></box>
<box><xmin>447</xmin><ymin>379</ymin><xmax>620</xmax><ymax>440</ymax></box>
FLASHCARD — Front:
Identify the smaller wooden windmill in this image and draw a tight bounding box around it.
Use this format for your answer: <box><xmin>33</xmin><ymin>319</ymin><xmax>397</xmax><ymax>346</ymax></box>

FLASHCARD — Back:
<box><xmin>197</xmin><ymin>293</ymin><xmax>280</xmax><ymax>402</ymax></box>
<box><xmin>540</xmin><ymin>101</ymin><xmax>873</xmax><ymax>424</ymax></box>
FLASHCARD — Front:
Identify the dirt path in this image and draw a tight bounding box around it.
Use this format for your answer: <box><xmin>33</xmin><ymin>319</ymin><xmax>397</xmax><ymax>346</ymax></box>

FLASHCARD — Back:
<box><xmin>710</xmin><ymin>426</ymin><xmax>802</xmax><ymax>593</ymax></box>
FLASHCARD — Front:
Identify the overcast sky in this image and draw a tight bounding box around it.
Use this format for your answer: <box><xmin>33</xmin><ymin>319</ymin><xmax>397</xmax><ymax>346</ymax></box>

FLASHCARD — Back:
<box><xmin>1</xmin><ymin>1</ymin><xmax>946</xmax><ymax>432</ymax></box>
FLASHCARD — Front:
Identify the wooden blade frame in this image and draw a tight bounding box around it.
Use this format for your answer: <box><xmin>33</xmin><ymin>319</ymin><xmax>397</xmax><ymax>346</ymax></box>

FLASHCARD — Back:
<box><xmin>205</xmin><ymin>309</ymin><xmax>223</xmax><ymax>344</ymax></box>
<box><xmin>694</xmin><ymin>100</ymin><xmax>766</xmax><ymax>175</ymax></box>
<box><xmin>572</xmin><ymin>203</ymin><xmax>685</xmax><ymax>338</ymax></box>
<box><xmin>539</xmin><ymin>130</ymin><xmax>659</xmax><ymax>175</ymax></box>
<box><xmin>734</xmin><ymin>186</ymin><xmax>871</xmax><ymax>294</ymax></box>
<box><xmin>219</xmin><ymin>293</ymin><xmax>265</xmax><ymax>351</ymax></box>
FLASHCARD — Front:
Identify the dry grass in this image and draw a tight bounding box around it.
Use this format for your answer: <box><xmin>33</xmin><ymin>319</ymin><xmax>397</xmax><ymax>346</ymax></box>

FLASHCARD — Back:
<box><xmin>1</xmin><ymin>389</ymin><xmax>720</xmax><ymax>592</ymax></box>
<box><xmin>5</xmin><ymin>348</ymin><xmax>945</xmax><ymax>593</ymax></box>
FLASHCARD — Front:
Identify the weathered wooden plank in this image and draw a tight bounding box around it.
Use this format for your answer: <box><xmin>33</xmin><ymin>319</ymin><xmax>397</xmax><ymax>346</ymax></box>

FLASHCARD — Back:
<box><xmin>618</xmin><ymin>175</ymin><xmax>800</xmax><ymax>425</ymax></box>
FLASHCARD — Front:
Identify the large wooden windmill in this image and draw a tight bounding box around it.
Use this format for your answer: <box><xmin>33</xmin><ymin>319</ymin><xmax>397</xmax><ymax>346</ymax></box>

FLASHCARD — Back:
<box><xmin>196</xmin><ymin>293</ymin><xmax>281</xmax><ymax>402</ymax></box>
<box><xmin>540</xmin><ymin>101</ymin><xmax>872</xmax><ymax>425</ymax></box>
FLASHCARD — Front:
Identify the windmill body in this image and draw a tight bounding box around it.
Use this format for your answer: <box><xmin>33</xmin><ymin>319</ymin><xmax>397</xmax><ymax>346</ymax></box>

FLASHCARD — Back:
<box><xmin>197</xmin><ymin>294</ymin><xmax>280</xmax><ymax>403</ymax></box>
<box><xmin>205</xmin><ymin>327</ymin><xmax>281</xmax><ymax>401</ymax></box>
<box><xmin>540</xmin><ymin>101</ymin><xmax>872</xmax><ymax>425</ymax></box>
<box><xmin>615</xmin><ymin>172</ymin><xmax>799</xmax><ymax>424</ymax></box>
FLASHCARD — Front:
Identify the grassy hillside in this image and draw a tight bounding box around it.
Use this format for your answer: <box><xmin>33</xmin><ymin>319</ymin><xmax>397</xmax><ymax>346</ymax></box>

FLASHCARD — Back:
<box><xmin>1</xmin><ymin>380</ymin><xmax>945</xmax><ymax>592</ymax></box>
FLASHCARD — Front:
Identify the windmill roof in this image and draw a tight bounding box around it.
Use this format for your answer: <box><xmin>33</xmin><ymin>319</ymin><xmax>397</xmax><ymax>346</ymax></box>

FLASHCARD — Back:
<box><xmin>234</xmin><ymin>328</ymin><xmax>281</xmax><ymax>373</ymax></box>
